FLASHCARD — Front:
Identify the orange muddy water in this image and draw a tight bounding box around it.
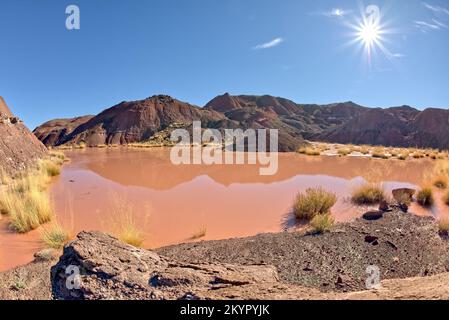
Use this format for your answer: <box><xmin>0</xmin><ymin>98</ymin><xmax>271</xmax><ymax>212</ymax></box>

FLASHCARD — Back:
<box><xmin>0</xmin><ymin>148</ymin><xmax>443</xmax><ymax>271</ymax></box>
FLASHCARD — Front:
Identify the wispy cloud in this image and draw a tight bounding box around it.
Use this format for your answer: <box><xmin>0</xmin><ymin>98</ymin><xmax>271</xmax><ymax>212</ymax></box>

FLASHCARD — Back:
<box><xmin>422</xmin><ymin>2</ymin><xmax>449</xmax><ymax>15</ymax></box>
<box><xmin>415</xmin><ymin>20</ymin><xmax>441</xmax><ymax>31</ymax></box>
<box><xmin>432</xmin><ymin>18</ymin><xmax>448</xmax><ymax>28</ymax></box>
<box><xmin>324</xmin><ymin>8</ymin><xmax>352</xmax><ymax>17</ymax></box>
<box><xmin>313</xmin><ymin>8</ymin><xmax>352</xmax><ymax>18</ymax></box>
<box><xmin>390</xmin><ymin>53</ymin><xmax>405</xmax><ymax>58</ymax></box>
<box><xmin>253</xmin><ymin>37</ymin><xmax>284</xmax><ymax>50</ymax></box>
<box><xmin>308</xmin><ymin>8</ymin><xmax>352</xmax><ymax>19</ymax></box>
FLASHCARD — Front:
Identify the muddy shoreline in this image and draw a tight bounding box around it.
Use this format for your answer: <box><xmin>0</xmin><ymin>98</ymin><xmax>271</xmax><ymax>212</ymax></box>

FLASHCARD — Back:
<box><xmin>1</xmin><ymin>210</ymin><xmax>448</xmax><ymax>299</ymax></box>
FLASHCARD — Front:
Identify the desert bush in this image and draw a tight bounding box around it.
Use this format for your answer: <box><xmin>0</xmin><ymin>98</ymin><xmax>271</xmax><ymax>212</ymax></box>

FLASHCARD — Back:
<box><xmin>417</xmin><ymin>187</ymin><xmax>434</xmax><ymax>207</ymax></box>
<box><xmin>310</xmin><ymin>214</ymin><xmax>334</xmax><ymax>234</ymax></box>
<box><xmin>298</xmin><ymin>147</ymin><xmax>321</xmax><ymax>156</ymax></box>
<box><xmin>337</xmin><ymin>148</ymin><xmax>351</xmax><ymax>156</ymax></box>
<box><xmin>412</xmin><ymin>152</ymin><xmax>425</xmax><ymax>159</ymax></box>
<box><xmin>9</xmin><ymin>188</ymin><xmax>54</xmax><ymax>233</ymax></box>
<box><xmin>371</xmin><ymin>148</ymin><xmax>389</xmax><ymax>159</ymax></box>
<box><xmin>351</xmin><ymin>183</ymin><xmax>385</xmax><ymax>205</ymax></box>
<box><xmin>433</xmin><ymin>175</ymin><xmax>448</xmax><ymax>189</ymax></box>
<box><xmin>107</xmin><ymin>198</ymin><xmax>147</xmax><ymax>247</ymax></box>
<box><xmin>190</xmin><ymin>226</ymin><xmax>207</xmax><ymax>240</ymax></box>
<box><xmin>41</xmin><ymin>222</ymin><xmax>71</xmax><ymax>249</ymax></box>
<box><xmin>438</xmin><ymin>218</ymin><xmax>449</xmax><ymax>236</ymax></box>
<box><xmin>40</xmin><ymin>159</ymin><xmax>61</xmax><ymax>177</ymax></box>
<box><xmin>293</xmin><ymin>188</ymin><xmax>337</xmax><ymax>220</ymax></box>
<box><xmin>398</xmin><ymin>154</ymin><xmax>408</xmax><ymax>160</ymax></box>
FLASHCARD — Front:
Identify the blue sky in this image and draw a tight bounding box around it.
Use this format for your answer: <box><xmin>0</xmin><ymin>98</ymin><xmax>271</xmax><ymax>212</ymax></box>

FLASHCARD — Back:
<box><xmin>0</xmin><ymin>0</ymin><xmax>448</xmax><ymax>129</ymax></box>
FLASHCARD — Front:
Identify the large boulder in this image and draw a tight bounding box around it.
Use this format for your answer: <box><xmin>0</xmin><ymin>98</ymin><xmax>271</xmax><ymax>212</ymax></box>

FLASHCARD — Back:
<box><xmin>50</xmin><ymin>232</ymin><xmax>286</xmax><ymax>300</ymax></box>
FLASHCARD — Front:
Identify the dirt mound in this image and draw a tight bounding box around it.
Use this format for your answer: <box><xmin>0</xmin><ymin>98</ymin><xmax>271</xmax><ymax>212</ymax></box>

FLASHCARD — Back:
<box><xmin>0</xmin><ymin>97</ymin><xmax>47</xmax><ymax>176</ymax></box>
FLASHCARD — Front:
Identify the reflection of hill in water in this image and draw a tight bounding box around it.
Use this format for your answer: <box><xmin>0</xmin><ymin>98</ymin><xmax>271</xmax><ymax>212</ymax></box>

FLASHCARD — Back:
<box><xmin>66</xmin><ymin>148</ymin><xmax>433</xmax><ymax>191</ymax></box>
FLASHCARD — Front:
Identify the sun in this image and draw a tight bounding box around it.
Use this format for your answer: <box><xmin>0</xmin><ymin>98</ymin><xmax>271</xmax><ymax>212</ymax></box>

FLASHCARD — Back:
<box><xmin>358</xmin><ymin>21</ymin><xmax>380</xmax><ymax>47</ymax></box>
<box><xmin>347</xmin><ymin>5</ymin><xmax>393</xmax><ymax>63</ymax></box>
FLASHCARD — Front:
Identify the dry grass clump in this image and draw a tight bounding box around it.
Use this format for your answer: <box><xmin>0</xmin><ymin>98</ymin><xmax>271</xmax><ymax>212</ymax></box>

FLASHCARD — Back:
<box><xmin>298</xmin><ymin>147</ymin><xmax>321</xmax><ymax>156</ymax></box>
<box><xmin>433</xmin><ymin>175</ymin><xmax>448</xmax><ymax>189</ymax></box>
<box><xmin>106</xmin><ymin>198</ymin><xmax>148</xmax><ymax>247</ymax></box>
<box><xmin>40</xmin><ymin>159</ymin><xmax>61</xmax><ymax>177</ymax></box>
<box><xmin>0</xmin><ymin>156</ymin><xmax>64</xmax><ymax>232</ymax></box>
<box><xmin>189</xmin><ymin>226</ymin><xmax>207</xmax><ymax>240</ymax></box>
<box><xmin>293</xmin><ymin>188</ymin><xmax>337</xmax><ymax>220</ymax></box>
<box><xmin>310</xmin><ymin>214</ymin><xmax>334</xmax><ymax>234</ymax></box>
<box><xmin>438</xmin><ymin>218</ymin><xmax>449</xmax><ymax>236</ymax></box>
<box><xmin>371</xmin><ymin>148</ymin><xmax>389</xmax><ymax>159</ymax></box>
<box><xmin>417</xmin><ymin>187</ymin><xmax>434</xmax><ymax>207</ymax></box>
<box><xmin>337</xmin><ymin>148</ymin><xmax>351</xmax><ymax>156</ymax></box>
<box><xmin>7</xmin><ymin>187</ymin><xmax>54</xmax><ymax>233</ymax></box>
<box><xmin>351</xmin><ymin>183</ymin><xmax>385</xmax><ymax>205</ymax></box>
<box><xmin>412</xmin><ymin>151</ymin><xmax>425</xmax><ymax>159</ymax></box>
<box><xmin>398</xmin><ymin>154</ymin><xmax>408</xmax><ymax>160</ymax></box>
<box><xmin>40</xmin><ymin>222</ymin><xmax>72</xmax><ymax>249</ymax></box>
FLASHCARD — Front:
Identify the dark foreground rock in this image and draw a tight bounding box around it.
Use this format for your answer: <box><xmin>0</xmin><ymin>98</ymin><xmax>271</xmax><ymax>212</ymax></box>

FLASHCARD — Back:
<box><xmin>159</xmin><ymin>211</ymin><xmax>449</xmax><ymax>292</ymax></box>
<box><xmin>47</xmin><ymin>211</ymin><xmax>449</xmax><ymax>300</ymax></box>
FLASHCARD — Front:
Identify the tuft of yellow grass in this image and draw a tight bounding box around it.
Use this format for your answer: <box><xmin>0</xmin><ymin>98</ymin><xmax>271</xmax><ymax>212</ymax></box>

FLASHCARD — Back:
<box><xmin>371</xmin><ymin>148</ymin><xmax>389</xmax><ymax>159</ymax></box>
<box><xmin>106</xmin><ymin>197</ymin><xmax>148</xmax><ymax>247</ymax></box>
<box><xmin>417</xmin><ymin>186</ymin><xmax>434</xmax><ymax>207</ymax></box>
<box><xmin>40</xmin><ymin>159</ymin><xmax>61</xmax><ymax>177</ymax></box>
<box><xmin>298</xmin><ymin>147</ymin><xmax>321</xmax><ymax>156</ymax></box>
<box><xmin>189</xmin><ymin>226</ymin><xmax>207</xmax><ymax>240</ymax></box>
<box><xmin>351</xmin><ymin>183</ymin><xmax>385</xmax><ymax>205</ymax></box>
<box><xmin>310</xmin><ymin>214</ymin><xmax>334</xmax><ymax>234</ymax></box>
<box><xmin>0</xmin><ymin>156</ymin><xmax>64</xmax><ymax>232</ymax></box>
<box><xmin>8</xmin><ymin>188</ymin><xmax>54</xmax><ymax>233</ymax></box>
<box><xmin>433</xmin><ymin>175</ymin><xmax>448</xmax><ymax>189</ymax></box>
<box><xmin>40</xmin><ymin>222</ymin><xmax>72</xmax><ymax>249</ymax></box>
<box><xmin>337</xmin><ymin>148</ymin><xmax>351</xmax><ymax>156</ymax></box>
<box><xmin>438</xmin><ymin>218</ymin><xmax>449</xmax><ymax>235</ymax></box>
<box><xmin>293</xmin><ymin>188</ymin><xmax>337</xmax><ymax>220</ymax></box>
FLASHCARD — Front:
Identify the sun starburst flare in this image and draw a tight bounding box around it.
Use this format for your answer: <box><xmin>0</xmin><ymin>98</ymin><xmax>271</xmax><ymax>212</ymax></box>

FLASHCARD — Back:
<box><xmin>346</xmin><ymin>4</ymin><xmax>395</xmax><ymax>64</ymax></box>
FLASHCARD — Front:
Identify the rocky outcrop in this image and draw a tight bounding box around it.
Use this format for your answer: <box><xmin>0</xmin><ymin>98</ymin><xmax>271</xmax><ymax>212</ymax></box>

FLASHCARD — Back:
<box><xmin>50</xmin><ymin>211</ymin><xmax>449</xmax><ymax>300</ymax></box>
<box><xmin>159</xmin><ymin>211</ymin><xmax>449</xmax><ymax>293</ymax></box>
<box><xmin>50</xmin><ymin>231</ymin><xmax>284</xmax><ymax>300</ymax></box>
<box><xmin>0</xmin><ymin>96</ymin><xmax>47</xmax><ymax>176</ymax></box>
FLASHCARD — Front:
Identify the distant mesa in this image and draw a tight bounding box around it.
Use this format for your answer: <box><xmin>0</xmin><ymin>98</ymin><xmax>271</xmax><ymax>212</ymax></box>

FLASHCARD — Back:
<box><xmin>33</xmin><ymin>93</ymin><xmax>449</xmax><ymax>151</ymax></box>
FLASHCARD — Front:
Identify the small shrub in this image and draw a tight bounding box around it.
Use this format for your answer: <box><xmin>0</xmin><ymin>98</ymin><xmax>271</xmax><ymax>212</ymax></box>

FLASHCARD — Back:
<box><xmin>9</xmin><ymin>188</ymin><xmax>54</xmax><ymax>233</ymax></box>
<box><xmin>41</xmin><ymin>223</ymin><xmax>71</xmax><ymax>249</ymax></box>
<box><xmin>293</xmin><ymin>188</ymin><xmax>337</xmax><ymax>220</ymax></box>
<box><xmin>107</xmin><ymin>198</ymin><xmax>146</xmax><ymax>247</ymax></box>
<box><xmin>310</xmin><ymin>214</ymin><xmax>335</xmax><ymax>234</ymax></box>
<box><xmin>412</xmin><ymin>152</ymin><xmax>425</xmax><ymax>159</ymax></box>
<box><xmin>398</xmin><ymin>154</ymin><xmax>407</xmax><ymax>160</ymax></box>
<box><xmin>298</xmin><ymin>147</ymin><xmax>321</xmax><ymax>156</ymax></box>
<box><xmin>351</xmin><ymin>183</ymin><xmax>385</xmax><ymax>205</ymax></box>
<box><xmin>371</xmin><ymin>148</ymin><xmax>388</xmax><ymax>159</ymax></box>
<box><xmin>337</xmin><ymin>148</ymin><xmax>351</xmax><ymax>156</ymax></box>
<box><xmin>41</xmin><ymin>160</ymin><xmax>61</xmax><ymax>177</ymax></box>
<box><xmin>433</xmin><ymin>175</ymin><xmax>448</xmax><ymax>189</ymax></box>
<box><xmin>417</xmin><ymin>187</ymin><xmax>434</xmax><ymax>207</ymax></box>
<box><xmin>190</xmin><ymin>226</ymin><xmax>207</xmax><ymax>240</ymax></box>
<box><xmin>438</xmin><ymin>218</ymin><xmax>449</xmax><ymax>236</ymax></box>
